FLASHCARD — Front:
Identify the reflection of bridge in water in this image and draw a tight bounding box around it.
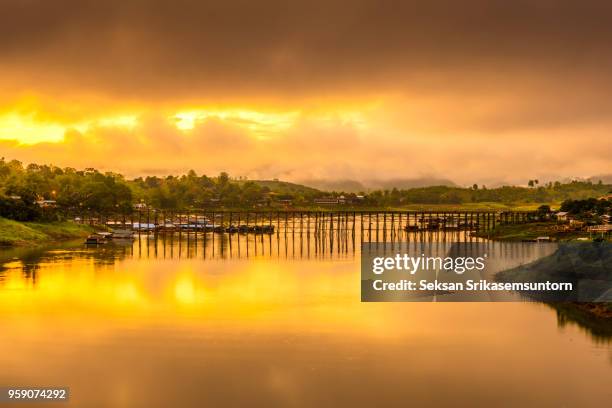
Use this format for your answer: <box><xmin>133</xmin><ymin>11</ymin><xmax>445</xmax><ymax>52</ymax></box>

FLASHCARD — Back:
<box><xmin>74</xmin><ymin>211</ymin><xmax>539</xmax><ymax>260</ymax></box>
<box><xmin>109</xmin><ymin>212</ymin><xmax>505</xmax><ymax>260</ymax></box>
<box><xmin>117</xmin><ymin>224</ymin><xmax>546</xmax><ymax>261</ymax></box>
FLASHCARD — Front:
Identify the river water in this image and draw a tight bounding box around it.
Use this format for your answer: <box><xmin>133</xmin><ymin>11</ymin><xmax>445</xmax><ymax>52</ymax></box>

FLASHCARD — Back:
<box><xmin>0</xmin><ymin>229</ymin><xmax>610</xmax><ymax>407</ymax></box>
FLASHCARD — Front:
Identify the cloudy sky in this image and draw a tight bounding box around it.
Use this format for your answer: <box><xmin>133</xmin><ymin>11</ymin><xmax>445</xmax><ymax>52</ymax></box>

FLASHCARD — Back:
<box><xmin>0</xmin><ymin>0</ymin><xmax>611</xmax><ymax>185</ymax></box>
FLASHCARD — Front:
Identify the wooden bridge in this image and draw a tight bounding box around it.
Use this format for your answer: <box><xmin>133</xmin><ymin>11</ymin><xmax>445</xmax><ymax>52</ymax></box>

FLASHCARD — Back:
<box><xmin>75</xmin><ymin>210</ymin><xmax>537</xmax><ymax>235</ymax></box>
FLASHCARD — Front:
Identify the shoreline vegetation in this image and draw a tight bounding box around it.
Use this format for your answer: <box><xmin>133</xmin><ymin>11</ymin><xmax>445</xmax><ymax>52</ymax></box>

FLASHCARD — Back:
<box><xmin>549</xmin><ymin>303</ymin><xmax>612</xmax><ymax>341</ymax></box>
<box><xmin>1</xmin><ymin>159</ymin><xmax>611</xmax><ymax>216</ymax></box>
<box><xmin>496</xmin><ymin>242</ymin><xmax>612</xmax><ymax>322</ymax></box>
<box><xmin>473</xmin><ymin>222</ymin><xmax>599</xmax><ymax>242</ymax></box>
<box><xmin>0</xmin><ymin>217</ymin><xmax>98</xmax><ymax>247</ymax></box>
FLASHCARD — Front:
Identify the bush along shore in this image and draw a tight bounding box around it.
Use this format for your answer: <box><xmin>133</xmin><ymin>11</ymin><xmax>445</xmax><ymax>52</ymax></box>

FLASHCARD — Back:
<box><xmin>474</xmin><ymin>198</ymin><xmax>611</xmax><ymax>242</ymax></box>
<box><xmin>495</xmin><ymin>242</ymin><xmax>612</xmax><ymax>321</ymax></box>
<box><xmin>0</xmin><ymin>217</ymin><xmax>98</xmax><ymax>247</ymax></box>
<box><xmin>473</xmin><ymin>221</ymin><xmax>609</xmax><ymax>242</ymax></box>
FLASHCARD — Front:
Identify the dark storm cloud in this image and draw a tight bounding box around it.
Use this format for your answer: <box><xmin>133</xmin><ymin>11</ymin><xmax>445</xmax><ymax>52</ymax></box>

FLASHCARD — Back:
<box><xmin>2</xmin><ymin>0</ymin><xmax>612</xmax><ymax>99</ymax></box>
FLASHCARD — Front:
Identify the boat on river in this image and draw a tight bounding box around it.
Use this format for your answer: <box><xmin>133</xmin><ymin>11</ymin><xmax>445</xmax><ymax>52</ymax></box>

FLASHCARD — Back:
<box><xmin>111</xmin><ymin>229</ymin><xmax>135</xmax><ymax>240</ymax></box>
<box><xmin>85</xmin><ymin>234</ymin><xmax>107</xmax><ymax>245</ymax></box>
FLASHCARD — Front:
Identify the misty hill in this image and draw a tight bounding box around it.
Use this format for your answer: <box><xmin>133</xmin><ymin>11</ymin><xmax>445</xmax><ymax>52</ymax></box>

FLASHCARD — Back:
<box><xmin>297</xmin><ymin>179</ymin><xmax>367</xmax><ymax>192</ymax></box>
<box><xmin>366</xmin><ymin>178</ymin><xmax>458</xmax><ymax>190</ymax></box>
<box><xmin>299</xmin><ymin>177</ymin><xmax>456</xmax><ymax>192</ymax></box>
<box><xmin>589</xmin><ymin>174</ymin><xmax>612</xmax><ymax>184</ymax></box>
<box><xmin>241</xmin><ymin>180</ymin><xmax>321</xmax><ymax>196</ymax></box>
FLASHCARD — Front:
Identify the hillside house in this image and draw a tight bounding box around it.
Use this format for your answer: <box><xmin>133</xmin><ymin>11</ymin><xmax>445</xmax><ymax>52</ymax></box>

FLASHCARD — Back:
<box><xmin>36</xmin><ymin>199</ymin><xmax>57</xmax><ymax>208</ymax></box>
<box><xmin>314</xmin><ymin>197</ymin><xmax>340</xmax><ymax>205</ymax></box>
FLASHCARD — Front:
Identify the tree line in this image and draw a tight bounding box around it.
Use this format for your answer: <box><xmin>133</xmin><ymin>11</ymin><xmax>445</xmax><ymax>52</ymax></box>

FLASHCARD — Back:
<box><xmin>560</xmin><ymin>198</ymin><xmax>612</xmax><ymax>218</ymax></box>
<box><xmin>0</xmin><ymin>158</ymin><xmax>610</xmax><ymax>222</ymax></box>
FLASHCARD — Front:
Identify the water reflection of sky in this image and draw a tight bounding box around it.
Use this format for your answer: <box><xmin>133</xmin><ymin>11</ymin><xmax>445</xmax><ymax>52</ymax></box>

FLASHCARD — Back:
<box><xmin>0</xmin><ymin>235</ymin><xmax>610</xmax><ymax>407</ymax></box>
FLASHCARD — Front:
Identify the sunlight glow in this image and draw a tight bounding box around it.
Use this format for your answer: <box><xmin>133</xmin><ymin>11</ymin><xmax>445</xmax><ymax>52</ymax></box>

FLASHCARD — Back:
<box><xmin>97</xmin><ymin>115</ymin><xmax>139</xmax><ymax>129</ymax></box>
<box><xmin>0</xmin><ymin>113</ymin><xmax>65</xmax><ymax>144</ymax></box>
<box><xmin>0</xmin><ymin>105</ymin><xmax>371</xmax><ymax>147</ymax></box>
<box><xmin>0</xmin><ymin>112</ymin><xmax>139</xmax><ymax>144</ymax></box>
<box><xmin>174</xmin><ymin>109</ymin><xmax>300</xmax><ymax>136</ymax></box>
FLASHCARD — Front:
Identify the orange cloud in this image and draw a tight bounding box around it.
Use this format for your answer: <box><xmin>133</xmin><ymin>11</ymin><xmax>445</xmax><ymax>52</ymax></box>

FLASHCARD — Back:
<box><xmin>0</xmin><ymin>106</ymin><xmax>610</xmax><ymax>186</ymax></box>
<box><xmin>0</xmin><ymin>1</ymin><xmax>611</xmax><ymax>184</ymax></box>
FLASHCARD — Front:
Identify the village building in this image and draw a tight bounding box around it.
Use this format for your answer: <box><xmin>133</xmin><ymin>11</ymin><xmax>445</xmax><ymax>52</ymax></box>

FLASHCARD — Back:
<box><xmin>569</xmin><ymin>219</ymin><xmax>585</xmax><ymax>228</ymax></box>
<box><xmin>314</xmin><ymin>197</ymin><xmax>340</xmax><ymax>205</ymax></box>
<box><xmin>36</xmin><ymin>199</ymin><xmax>57</xmax><ymax>208</ymax></box>
<box><xmin>587</xmin><ymin>224</ymin><xmax>612</xmax><ymax>234</ymax></box>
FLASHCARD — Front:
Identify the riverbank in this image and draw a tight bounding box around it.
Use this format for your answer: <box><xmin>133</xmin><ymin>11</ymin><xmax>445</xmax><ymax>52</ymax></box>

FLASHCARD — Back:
<box><xmin>473</xmin><ymin>221</ymin><xmax>604</xmax><ymax>242</ymax></box>
<box><xmin>495</xmin><ymin>242</ymin><xmax>611</xmax><ymax>320</ymax></box>
<box><xmin>547</xmin><ymin>302</ymin><xmax>612</xmax><ymax>343</ymax></box>
<box><xmin>232</xmin><ymin>202</ymin><xmax>554</xmax><ymax>212</ymax></box>
<box><xmin>388</xmin><ymin>202</ymin><xmax>553</xmax><ymax>212</ymax></box>
<box><xmin>0</xmin><ymin>217</ymin><xmax>98</xmax><ymax>247</ymax></box>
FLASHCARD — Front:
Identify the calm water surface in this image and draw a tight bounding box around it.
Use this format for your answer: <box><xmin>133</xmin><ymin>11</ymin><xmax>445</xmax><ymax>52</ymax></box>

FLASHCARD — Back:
<box><xmin>0</xmin><ymin>231</ymin><xmax>610</xmax><ymax>407</ymax></box>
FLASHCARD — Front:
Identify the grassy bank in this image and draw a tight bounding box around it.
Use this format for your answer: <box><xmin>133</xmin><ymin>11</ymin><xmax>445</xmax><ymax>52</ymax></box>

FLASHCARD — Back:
<box><xmin>0</xmin><ymin>217</ymin><xmax>97</xmax><ymax>247</ymax></box>
<box><xmin>473</xmin><ymin>221</ymin><xmax>602</xmax><ymax>242</ymax></box>
<box><xmin>211</xmin><ymin>202</ymin><xmax>554</xmax><ymax>212</ymax></box>
<box><xmin>567</xmin><ymin>302</ymin><xmax>612</xmax><ymax>319</ymax></box>
<box><xmin>388</xmin><ymin>202</ymin><xmax>555</xmax><ymax>212</ymax></box>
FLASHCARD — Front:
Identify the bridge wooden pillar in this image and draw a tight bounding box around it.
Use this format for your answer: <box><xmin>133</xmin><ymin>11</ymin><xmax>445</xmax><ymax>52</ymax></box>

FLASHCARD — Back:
<box><xmin>360</xmin><ymin>211</ymin><xmax>364</xmax><ymax>238</ymax></box>
<box><xmin>284</xmin><ymin>212</ymin><xmax>288</xmax><ymax>235</ymax></box>
<box><xmin>383</xmin><ymin>212</ymin><xmax>387</xmax><ymax>235</ymax></box>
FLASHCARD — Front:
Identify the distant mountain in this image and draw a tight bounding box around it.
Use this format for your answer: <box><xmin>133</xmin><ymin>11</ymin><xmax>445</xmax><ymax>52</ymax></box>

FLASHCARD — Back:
<box><xmin>245</xmin><ymin>179</ymin><xmax>321</xmax><ymax>195</ymax></box>
<box><xmin>298</xmin><ymin>177</ymin><xmax>457</xmax><ymax>192</ymax></box>
<box><xmin>589</xmin><ymin>174</ymin><xmax>612</xmax><ymax>185</ymax></box>
<box><xmin>366</xmin><ymin>178</ymin><xmax>458</xmax><ymax>190</ymax></box>
<box><xmin>297</xmin><ymin>179</ymin><xmax>367</xmax><ymax>192</ymax></box>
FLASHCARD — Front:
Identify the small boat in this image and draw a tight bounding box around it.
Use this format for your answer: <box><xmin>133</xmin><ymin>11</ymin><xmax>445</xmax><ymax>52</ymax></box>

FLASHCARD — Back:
<box><xmin>111</xmin><ymin>229</ymin><xmax>135</xmax><ymax>240</ymax></box>
<box><xmin>226</xmin><ymin>225</ymin><xmax>240</xmax><ymax>233</ymax></box>
<box><xmin>131</xmin><ymin>222</ymin><xmax>156</xmax><ymax>231</ymax></box>
<box><xmin>247</xmin><ymin>225</ymin><xmax>275</xmax><ymax>234</ymax></box>
<box><xmin>424</xmin><ymin>221</ymin><xmax>441</xmax><ymax>230</ymax></box>
<box><xmin>85</xmin><ymin>234</ymin><xmax>106</xmax><ymax>245</ymax></box>
<box><xmin>458</xmin><ymin>222</ymin><xmax>480</xmax><ymax>230</ymax></box>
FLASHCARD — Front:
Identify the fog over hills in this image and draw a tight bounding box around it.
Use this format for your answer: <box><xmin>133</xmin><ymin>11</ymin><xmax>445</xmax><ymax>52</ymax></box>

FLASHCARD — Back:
<box><xmin>589</xmin><ymin>174</ymin><xmax>612</xmax><ymax>184</ymax></box>
<box><xmin>298</xmin><ymin>177</ymin><xmax>457</xmax><ymax>192</ymax></box>
<box><xmin>298</xmin><ymin>174</ymin><xmax>612</xmax><ymax>192</ymax></box>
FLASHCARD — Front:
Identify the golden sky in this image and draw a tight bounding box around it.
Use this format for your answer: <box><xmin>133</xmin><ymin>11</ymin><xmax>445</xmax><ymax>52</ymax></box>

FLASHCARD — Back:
<box><xmin>0</xmin><ymin>0</ymin><xmax>611</xmax><ymax>185</ymax></box>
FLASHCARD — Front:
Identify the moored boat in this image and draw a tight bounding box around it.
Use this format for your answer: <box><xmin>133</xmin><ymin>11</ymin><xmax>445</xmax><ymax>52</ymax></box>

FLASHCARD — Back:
<box><xmin>111</xmin><ymin>229</ymin><xmax>135</xmax><ymax>240</ymax></box>
<box><xmin>85</xmin><ymin>234</ymin><xmax>106</xmax><ymax>245</ymax></box>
